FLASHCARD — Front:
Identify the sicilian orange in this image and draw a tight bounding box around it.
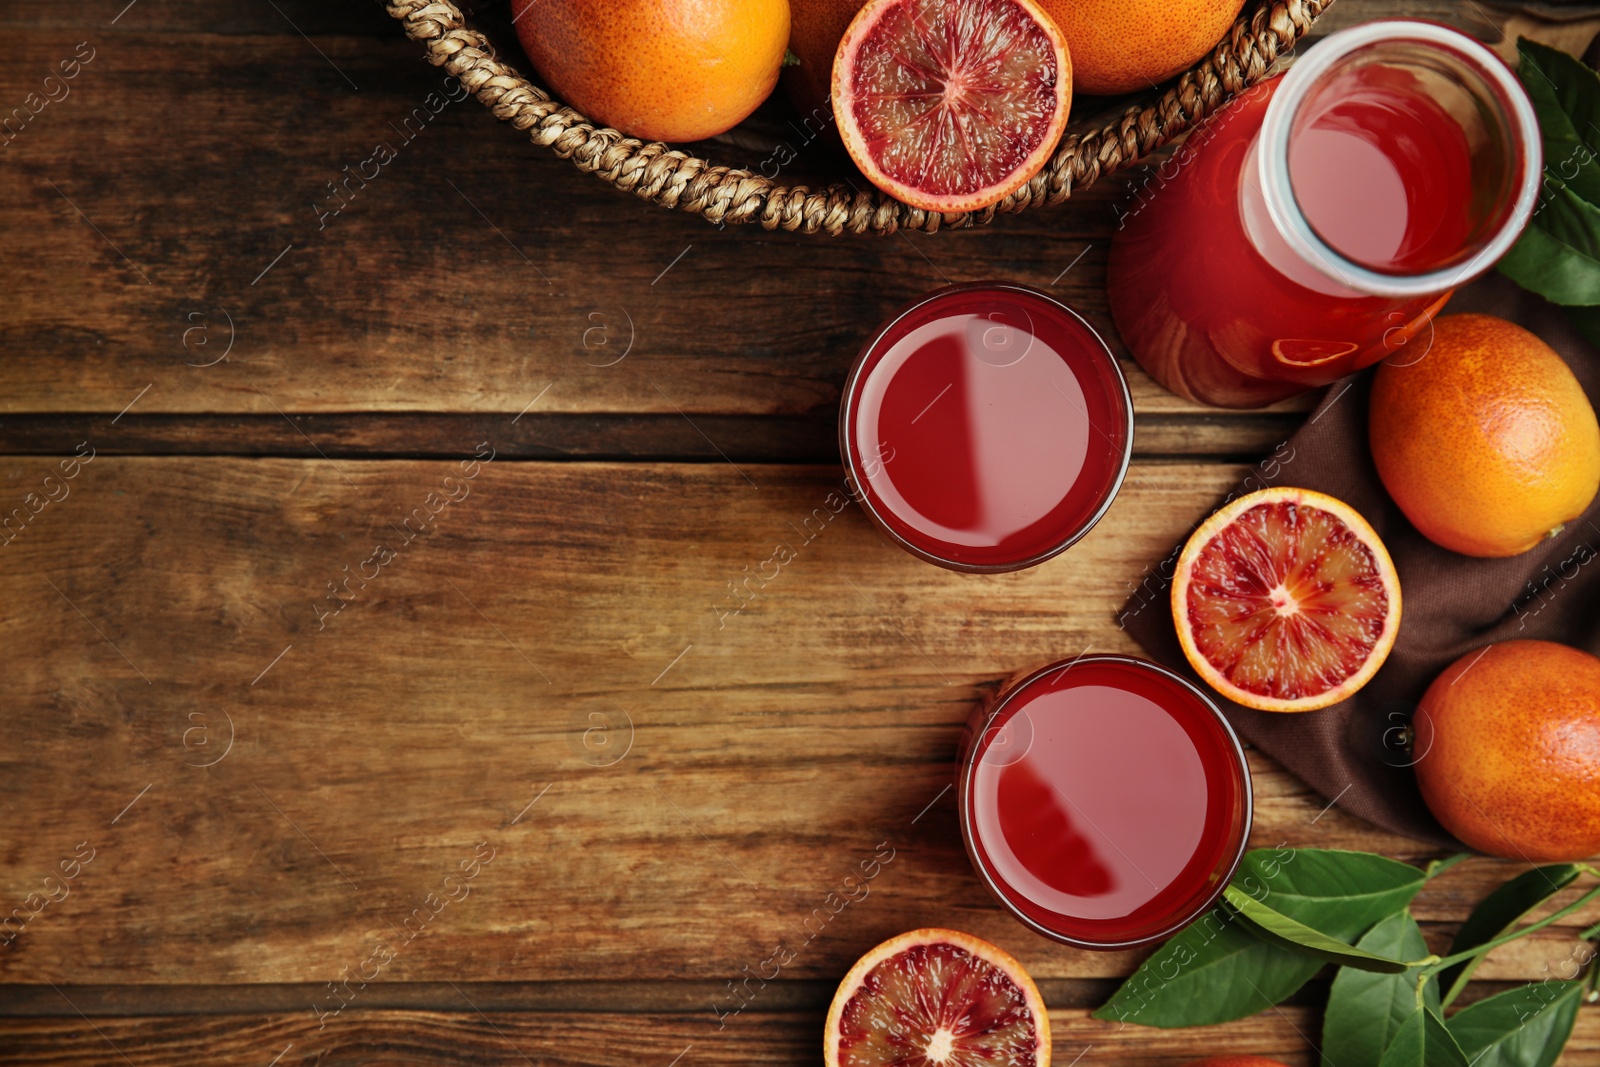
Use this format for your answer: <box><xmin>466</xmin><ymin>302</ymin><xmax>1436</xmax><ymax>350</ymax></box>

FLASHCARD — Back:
<box><xmin>509</xmin><ymin>0</ymin><xmax>790</xmax><ymax>143</ymax></box>
<box><xmin>1414</xmin><ymin>640</ymin><xmax>1600</xmax><ymax>862</ymax></box>
<box><xmin>1173</xmin><ymin>487</ymin><xmax>1402</xmax><ymax>713</ymax></box>
<box><xmin>825</xmin><ymin>929</ymin><xmax>1050</xmax><ymax>1067</ymax></box>
<box><xmin>1034</xmin><ymin>0</ymin><xmax>1245</xmax><ymax>95</ymax></box>
<box><xmin>1370</xmin><ymin>314</ymin><xmax>1600</xmax><ymax>558</ymax></box>
<box><xmin>832</xmin><ymin>0</ymin><xmax>1071</xmax><ymax>213</ymax></box>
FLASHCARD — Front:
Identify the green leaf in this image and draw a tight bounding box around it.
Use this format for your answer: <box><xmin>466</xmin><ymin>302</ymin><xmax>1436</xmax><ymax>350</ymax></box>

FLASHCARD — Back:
<box><xmin>1438</xmin><ymin>865</ymin><xmax>1581</xmax><ymax>1007</ymax></box>
<box><xmin>1379</xmin><ymin>1008</ymin><xmax>1470</xmax><ymax>1067</ymax></box>
<box><xmin>1518</xmin><ymin>38</ymin><xmax>1600</xmax><ymax>206</ymax></box>
<box><xmin>1092</xmin><ymin>909</ymin><xmax>1327</xmax><ymax>1029</ymax></box>
<box><xmin>1094</xmin><ymin>849</ymin><xmax>1426</xmax><ymax>1029</ymax></box>
<box><xmin>1498</xmin><ymin>190</ymin><xmax>1600</xmax><ymax>305</ymax></box>
<box><xmin>1499</xmin><ymin>38</ymin><xmax>1600</xmax><ymax>307</ymax></box>
<box><xmin>1447</xmin><ymin>980</ymin><xmax>1583</xmax><ymax>1067</ymax></box>
<box><xmin>1322</xmin><ymin>912</ymin><xmax>1439</xmax><ymax>1067</ymax></box>
<box><xmin>1224</xmin><ymin>885</ymin><xmax>1411</xmax><ymax>972</ymax></box>
<box><xmin>1231</xmin><ymin>848</ymin><xmax>1428</xmax><ymax>936</ymax></box>
<box><xmin>1538</xmin><ymin>179</ymin><xmax>1600</xmax><ymax>274</ymax></box>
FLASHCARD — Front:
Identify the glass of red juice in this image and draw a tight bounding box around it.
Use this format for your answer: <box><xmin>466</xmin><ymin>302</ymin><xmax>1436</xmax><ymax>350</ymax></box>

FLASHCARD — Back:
<box><xmin>1108</xmin><ymin>20</ymin><xmax>1541</xmax><ymax>408</ymax></box>
<box><xmin>840</xmin><ymin>283</ymin><xmax>1133</xmax><ymax>572</ymax></box>
<box><xmin>958</xmin><ymin>655</ymin><xmax>1252</xmax><ymax>949</ymax></box>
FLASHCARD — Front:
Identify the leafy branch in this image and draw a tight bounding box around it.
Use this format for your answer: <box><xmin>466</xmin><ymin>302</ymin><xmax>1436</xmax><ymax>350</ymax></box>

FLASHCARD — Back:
<box><xmin>1498</xmin><ymin>38</ymin><xmax>1600</xmax><ymax>344</ymax></box>
<box><xmin>1095</xmin><ymin>849</ymin><xmax>1598</xmax><ymax>1067</ymax></box>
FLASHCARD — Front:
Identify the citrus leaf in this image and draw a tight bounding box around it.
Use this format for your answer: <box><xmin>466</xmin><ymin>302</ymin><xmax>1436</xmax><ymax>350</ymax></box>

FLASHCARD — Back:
<box><xmin>1498</xmin><ymin>191</ymin><xmax>1600</xmax><ymax>305</ymax></box>
<box><xmin>1092</xmin><ymin>906</ymin><xmax>1325</xmax><ymax>1029</ymax></box>
<box><xmin>1379</xmin><ymin>1007</ymin><xmax>1470</xmax><ymax>1067</ymax></box>
<box><xmin>1438</xmin><ymin>865</ymin><xmax>1581</xmax><ymax>1007</ymax></box>
<box><xmin>1095</xmin><ymin>849</ymin><xmax>1426</xmax><ymax>1029</ymax></box>
<box><xmin>1446</xmin><ymin>980</ymin><xmax>1583</xmax><ymax>1067</ymax></box>
<box><xmin>1224</xmin><ymin>885</ymin><xmax>1411</xmax><ymax>972</ymax></box>
<box><xmin>1539</xmin><ymin>176</ymin><xmax>1600</xmax><ymax>267</ymax></box>
<box><xmin>1322</xmin><ymin>912</ymin><xmax>1439</xmax><ymax>1067</ymax></box>
<box><xmin>1231</xmin><ymin>848</ymin><xmax>1428</xmax><ymax>934</ymax></box>
<box><xmin>1517</xmin><ymin>38</ymin><xmax>1600</xmax><ymax>206</ymax></box>
<box><xmin>1499</xmin><ymin>39</ymin><xmax>1600</xmax><ymax>307</ymax></box>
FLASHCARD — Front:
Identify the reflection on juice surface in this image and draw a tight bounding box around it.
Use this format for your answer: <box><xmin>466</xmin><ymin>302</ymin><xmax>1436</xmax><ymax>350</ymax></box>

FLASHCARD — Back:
<box><xmin>843</xmin><ymin>284</ymin><xmax>1131</xmax><ymax>571</ymax></box>
<box><xmin>1108</xmin><ymin>63</ymin><xmax>1481</xmax><ymax>408</ymax></box>
<box><xmin>960</xmin><ymin>657</ymin><xmax>1250</xmax><ymax>948</ymax></box>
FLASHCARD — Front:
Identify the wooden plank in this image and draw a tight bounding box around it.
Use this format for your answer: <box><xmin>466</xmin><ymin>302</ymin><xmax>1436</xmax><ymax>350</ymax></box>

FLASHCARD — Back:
<box><xmin>0</xmin><ymin>25</ymin><xmax>1240</xmax><ymax>420</ymax></box>
<box><xmin>0</xmin><ymin>1006</ymin><xmax>1596</xmax><ymax>1067</ymax></box>
<box><xmin>0</xmin><ymin>978</ymin><xmax>1111</xmax><ymax>1016</ymax></box>
<box><xmin>4</xmin><ymin>2</ymin><xmax>1596</xmax><ymax>429</ymax></box>
<box><xmin>0</xmin><ymin>9</ymin><xmax>1385</xmax><ymax>428</ymax></box>
<box><xmin>0</xmin><ymin>973</ymin><xmax>1568</xmax><ymax>1015</ymax></box>
<box><xmin>1</xmin><ymin>0</ymin><xmax>394</xmax><ymax>34</ymax></box>
<box><xmin>0</xmin><ymin>412</ymin><xmax>1302</xmax><ymax>460</ymax></box>
<box><xmin>2</xmin><ymin>458</ymin><xmax>1595</xmax><ymax>989</ymax></box>
<box><xmin>0</xmin><ymin>24</ymin><xmax>1206</xmax><ymax>419</ymax></box>
<box><xmin>0</xmin><ymin>1009</ymin><xmax>1292</xmax><ymax>1067</ymax></box>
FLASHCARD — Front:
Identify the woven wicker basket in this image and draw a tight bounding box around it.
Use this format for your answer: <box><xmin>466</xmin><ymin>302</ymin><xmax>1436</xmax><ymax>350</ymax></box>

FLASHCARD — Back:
<box><xmin>386</xmin><ymin>0</ymin><xmax>1329</xmax><ymax>235</ymax></box>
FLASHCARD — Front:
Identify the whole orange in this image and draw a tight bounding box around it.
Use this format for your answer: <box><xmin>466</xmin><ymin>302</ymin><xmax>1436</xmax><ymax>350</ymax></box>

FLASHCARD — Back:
<box><xmin>1034</xmin><ymin>0</ymin><xmax>1244</xmax><ymax>95</ymax></box>
<box><xmin>784</xmin><ymin>0</ymin><xmax>865</xmax><ymax>118</ymax></box>
<box><xmin>1414</xmin><ymin>640</ymin><xmax>1600</xmax><ymax>862</ymax></box>
<box><xmin>510</xmin><ymin>0</ymin><xmax>790</xmax><ymax>143</ymax></box>
<box><xmin>1370</xmin><ymin>314</ymin><xmax>1600</xmax><ymax>558</ymax></box>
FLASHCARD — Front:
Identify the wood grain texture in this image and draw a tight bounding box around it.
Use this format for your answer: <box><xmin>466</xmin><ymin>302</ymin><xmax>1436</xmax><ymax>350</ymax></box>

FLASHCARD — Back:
<box><xmin>0</xmin><ymin>973</ymin><xmax>1569</xmax><ymax>1015</ymax></box>
<box><xmin>4</xmin><ymin>0</ymin><xmax>1589</xmax><ymax>433</ymax></box>
<box><xmin>0</xmin><ymin>412</ymin><xmax>1303</xmax><ymax>460</ymax></box>
<box><xmin>0</xmin><ymin>1008</ymin><xmax>1312</xmax><ymax>1067</ymax></box>
<box><xmin>7</xmin><ymin>1</ymin><xmax>1600</xmax><ymax>1063</ymax></box>
<box><xmin>0</xmin><ymin>43</ymin><xmax>1223</xmax><ymax>423</ymax></box>
<box><xmin>0</xmin><ymin>1005</ymin><xmax>1596</xmax><ymax>1067</ymax></box>
<box><xmin>1</xmin><ymin>458</ymin><xmax>1596</xmax><ymax>995</ymax></box>
<box><xmin>0</xmin><ymin>19</ymin><xmax>1172</xmax><ymax>419</ymax></box>
<box><xmin>13</xmin><ymin>0</ymin><xmax>1542</xmax><ymax>426</ymax></box>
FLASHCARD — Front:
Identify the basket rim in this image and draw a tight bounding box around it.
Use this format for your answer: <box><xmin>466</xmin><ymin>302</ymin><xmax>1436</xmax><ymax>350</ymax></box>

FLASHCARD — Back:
<box><xmin>384</xmin><ymin>0</ymin><xmax>1330</xmax><ymax>235</ymax></box>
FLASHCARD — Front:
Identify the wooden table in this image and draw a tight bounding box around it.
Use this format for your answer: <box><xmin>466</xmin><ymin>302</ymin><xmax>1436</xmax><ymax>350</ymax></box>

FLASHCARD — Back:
<box><xmin>5</xmin><ymin>1</ymin><xmax>1600</xmax><ymax>1063</ymax></box>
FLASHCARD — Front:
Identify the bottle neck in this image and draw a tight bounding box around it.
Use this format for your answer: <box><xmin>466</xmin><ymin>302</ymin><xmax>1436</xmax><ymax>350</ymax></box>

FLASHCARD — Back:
<box><xmin>1248</xmin><ymin>20</ymin><xmax>1540</xmax><ymax>300</ymax></box>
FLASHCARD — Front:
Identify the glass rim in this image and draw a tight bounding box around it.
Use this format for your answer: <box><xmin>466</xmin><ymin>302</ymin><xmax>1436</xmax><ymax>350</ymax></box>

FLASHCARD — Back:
<box><xmin>838</xmin><ymin>281</ymin><xmax>1134</xmax><ymax>574</ymax></box>
<box><xmin>1256</xmin><ymin>19</ymin><xmax>1542</xmax><ymax>298</ymax></box>
<box><xmin>956</xmin><ymin>653</ymin><xmax>1254</xmax><ymax>950</ymax></box>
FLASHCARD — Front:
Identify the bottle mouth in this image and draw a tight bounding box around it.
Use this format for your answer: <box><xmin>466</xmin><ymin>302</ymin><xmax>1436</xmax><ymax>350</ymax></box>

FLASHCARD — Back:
<box><xmin>1257</xmin><ymin>20</ymin><xmax>1541</xmax><ymax>298</ymax></box>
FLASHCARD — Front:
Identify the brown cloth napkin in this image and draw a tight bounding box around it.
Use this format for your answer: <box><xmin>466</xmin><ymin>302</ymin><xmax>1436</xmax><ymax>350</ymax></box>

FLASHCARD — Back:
<box><xmin>1118</xmin><ymin>274</ymin><xmax>1600</xmax><ymax>847</ymax></box>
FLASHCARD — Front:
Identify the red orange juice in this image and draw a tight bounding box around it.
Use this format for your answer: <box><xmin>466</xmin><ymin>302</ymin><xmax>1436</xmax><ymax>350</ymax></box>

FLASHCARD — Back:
<box><xmin>1108</xmin><ymin>21</ymin><xmax>1540</xmax><ymax>408</ymax></box>
<box><xmin>958</xmin><ymin>656</ymin><xmax>1252</xmax><ymax>948</ymax></box>
<box><xmin>840</xmin><ymin>283</ymin><xmax>1132</xmax><ymax>571</ymax></box>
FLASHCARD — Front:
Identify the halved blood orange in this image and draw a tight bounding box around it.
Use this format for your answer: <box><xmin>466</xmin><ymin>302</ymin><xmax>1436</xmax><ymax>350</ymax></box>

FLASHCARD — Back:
<box><xmin>825</xmin><ymin>929</ymin><xmax>1050</xmax><ymax>1067</ymax></box>
<box><xmin>1172</xmin><ymin>487</ymin><xmax>1402</xmax><ymax>713</ymax></box>
<box><xmin>831</xmin><ymin>0</ymin><xmax>1072</xmax><ymax>214</ymax></box>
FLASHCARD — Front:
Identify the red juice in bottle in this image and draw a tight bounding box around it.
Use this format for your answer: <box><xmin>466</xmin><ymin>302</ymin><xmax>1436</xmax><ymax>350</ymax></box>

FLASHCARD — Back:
<box><xmin>1108</xmin><ymin>21</ymin><xmax>1540</xmax><ymax>408</ymax></box>
<box><xmin>840</xmin><ymin>283</ymin><xmax>1132</xmax><ymax>571</ymax></box>
<box><xmin>958</xmin><ymin>656</ymin><xmax>1251</xmax><ymax>948</ymax></box>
